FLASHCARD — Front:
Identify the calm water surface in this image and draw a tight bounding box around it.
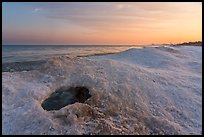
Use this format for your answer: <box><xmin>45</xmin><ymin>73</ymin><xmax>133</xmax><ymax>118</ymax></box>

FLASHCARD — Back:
<box><xmin>2</xmin><ymin>45</ymin><xmax>143</xmax><ymax>63</ymax></box>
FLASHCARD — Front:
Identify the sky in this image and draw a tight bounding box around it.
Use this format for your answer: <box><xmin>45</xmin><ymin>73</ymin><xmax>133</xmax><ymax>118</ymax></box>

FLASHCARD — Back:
<box><xmin>2</xmin><ymin>2</ymin><xmax>202</xmax><ymax>45</ymax></box>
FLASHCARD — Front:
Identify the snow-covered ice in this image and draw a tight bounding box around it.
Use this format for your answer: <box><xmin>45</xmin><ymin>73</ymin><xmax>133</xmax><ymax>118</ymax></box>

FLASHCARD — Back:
<box><xmin>2</xmin><ymin>46</ymin><xmax>202</xmax><ymax>135</ymax></box>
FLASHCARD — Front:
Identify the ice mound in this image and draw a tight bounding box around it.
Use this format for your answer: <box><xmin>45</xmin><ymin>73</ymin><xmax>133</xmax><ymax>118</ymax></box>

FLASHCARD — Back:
<box><xmin>2</xmin><ymin>46</ymin><xmax>202</xmax><ymax>135</ymax></box>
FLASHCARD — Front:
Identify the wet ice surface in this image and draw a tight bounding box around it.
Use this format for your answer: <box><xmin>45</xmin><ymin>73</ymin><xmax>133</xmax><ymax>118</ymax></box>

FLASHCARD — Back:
<box><xmin>2</xmin><ymin>46</ymin><xmax>202</xmax><ymax>135</ymax></box>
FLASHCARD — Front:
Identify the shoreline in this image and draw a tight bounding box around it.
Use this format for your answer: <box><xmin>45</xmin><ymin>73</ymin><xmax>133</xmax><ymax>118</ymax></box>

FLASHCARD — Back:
<box><xmin>2</xmin><ymin>53</ymin><xmax>121</xmax><ymax>72</ymax></box>
<box><xmin>2</xmin><ymin>44</ymin><xmax>201</xmax><ymax>72</ymax></box>
<box><xmin>2</xmin><ymin>60</ymin><xmax>46</xmax><ymax>72</ymax></box>
<box><xmin>1</xmin><ymin>53</ymin><xmax>118</xmax><ymax>72</ymax></box>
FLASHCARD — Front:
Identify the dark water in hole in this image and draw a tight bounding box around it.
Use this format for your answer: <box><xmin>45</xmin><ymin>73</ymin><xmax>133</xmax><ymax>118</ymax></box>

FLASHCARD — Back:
<box><xmin>41</xmin><ymin>87</ymin><xmax>91</xmax><ymax>111</ymax></box>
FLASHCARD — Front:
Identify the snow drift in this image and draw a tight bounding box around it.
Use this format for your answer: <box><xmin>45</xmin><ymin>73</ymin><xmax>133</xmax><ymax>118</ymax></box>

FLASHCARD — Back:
<box><xmin>2</xmin><ymin>46</ymin><xmax>202</xmax><ymax>135</ymax></box>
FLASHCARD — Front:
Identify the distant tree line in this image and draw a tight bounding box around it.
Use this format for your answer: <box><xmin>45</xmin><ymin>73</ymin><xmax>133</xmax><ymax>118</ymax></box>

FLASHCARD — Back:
<box><xmin>176</xmin><ymin>41</ymin><xmax>202</xmax><ymax>46</ymax></box>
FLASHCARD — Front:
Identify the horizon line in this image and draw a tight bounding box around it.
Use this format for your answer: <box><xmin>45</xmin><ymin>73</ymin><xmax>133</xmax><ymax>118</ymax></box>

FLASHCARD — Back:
<box><xmin>2</xmin><ymin>41</ymin><xmax>202</xmax><ymax>46</ymax></box>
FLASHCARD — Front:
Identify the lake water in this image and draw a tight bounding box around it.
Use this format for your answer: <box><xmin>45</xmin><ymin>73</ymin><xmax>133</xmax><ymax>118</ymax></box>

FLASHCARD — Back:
<box><xmin>2</xmin><ymin>45</ymin><xmax>143</xmax><ymax>63</ymax></box>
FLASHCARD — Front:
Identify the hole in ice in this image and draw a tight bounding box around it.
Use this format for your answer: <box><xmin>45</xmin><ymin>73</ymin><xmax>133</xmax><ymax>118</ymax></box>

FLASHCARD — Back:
<box><xmin>41</xmin><ymin>87</ymin><xmax>91</xmax><ymax>111</ymax></box>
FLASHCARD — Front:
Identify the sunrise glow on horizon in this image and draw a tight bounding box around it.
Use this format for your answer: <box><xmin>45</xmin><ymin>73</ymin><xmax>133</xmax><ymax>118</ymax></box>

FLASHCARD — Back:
<box><xmin>2</xmin><ymin>2</ymin><xmax>202</xmax><ymax>45</ymax></box>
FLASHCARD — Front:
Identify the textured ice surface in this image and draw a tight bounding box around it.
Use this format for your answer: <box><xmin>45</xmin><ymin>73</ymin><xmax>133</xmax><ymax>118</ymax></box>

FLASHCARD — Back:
<box><xmin>2</xmin><ymin>46</ymin><xmax>202</xmax><ymax>135</ymax></box>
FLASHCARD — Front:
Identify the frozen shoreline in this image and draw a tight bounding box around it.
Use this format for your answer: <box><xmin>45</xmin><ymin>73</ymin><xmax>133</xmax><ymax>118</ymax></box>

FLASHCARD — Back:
<box><xmin>2</xmin><ymin>45</ymin><xmax>202</xmax><ymax>135</ymax></box>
